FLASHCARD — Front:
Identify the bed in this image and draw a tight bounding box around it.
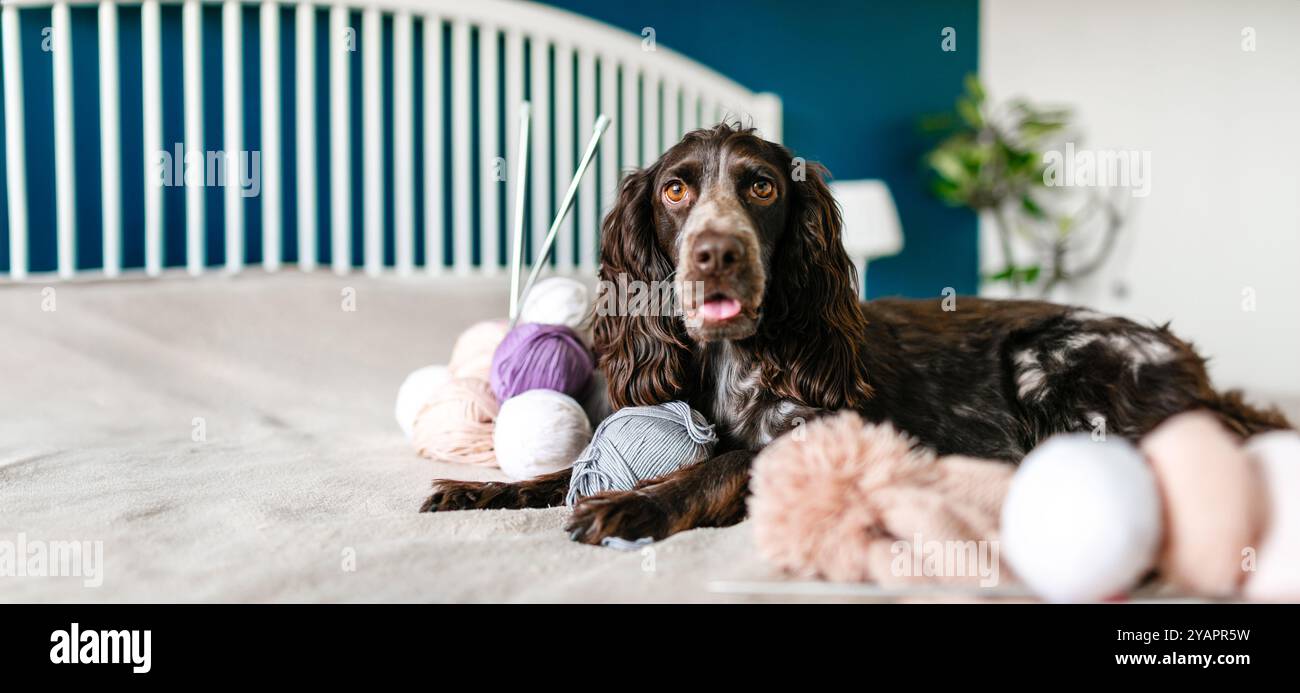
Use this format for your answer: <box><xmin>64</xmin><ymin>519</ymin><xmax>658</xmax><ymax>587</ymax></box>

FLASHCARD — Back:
<box><xmin>5</xmin><ymin>275</ymin><xmax>1296</xmax><ymax>603</ymax></box>
<box><xmin>0</xmin><ymin>273</ymin><xmax>811</xmax><ymax>602</ymax></box>
<box><xmin>5</xmin><ymin>1</ymin><xmax>1296</xmax><ymax>604</ymax></box>
<box><xmin>0</xmin><ymin>0</ymin><xmax>795</xmax><ymax>601</ymax></box>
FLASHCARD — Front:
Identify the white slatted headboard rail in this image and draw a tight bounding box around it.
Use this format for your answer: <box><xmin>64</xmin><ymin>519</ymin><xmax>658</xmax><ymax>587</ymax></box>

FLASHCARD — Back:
<box><xmin>0</xmin><ymin>0</ymin><xmax>781</xmax><ymax>281</ymax></box>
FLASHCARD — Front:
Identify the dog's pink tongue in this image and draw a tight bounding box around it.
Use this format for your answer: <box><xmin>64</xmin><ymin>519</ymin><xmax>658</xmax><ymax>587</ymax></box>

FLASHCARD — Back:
<box><xmin>699</xmin><ymin>298</ymin><xmax>742</xmax><ymax>321</ymax></box>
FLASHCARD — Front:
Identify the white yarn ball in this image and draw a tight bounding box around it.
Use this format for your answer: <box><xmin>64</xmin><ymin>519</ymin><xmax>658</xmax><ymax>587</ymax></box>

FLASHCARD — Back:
<box><xmin>395</xmin><ymin>365</ymin><xmax>451</xmax><ymax>440</ymax></box>
<box><xmin>520</xmin><ymin>277</ymin><xmax>590</xmax><ymax>332</ymax></box>
<box><xmin>1001</xmin><ymin>434</ymin><xmax>1163</xmax><ymax>602</ymax></box>
<box><xmin>1243</xmin><ymin>431</ymin><xmax>1300</xmax><ymax>601</ymax></box>
<box><xmin>493</xmin><ymin>389</ymin><xmax>593</xmax><ymax>480</ymax></box>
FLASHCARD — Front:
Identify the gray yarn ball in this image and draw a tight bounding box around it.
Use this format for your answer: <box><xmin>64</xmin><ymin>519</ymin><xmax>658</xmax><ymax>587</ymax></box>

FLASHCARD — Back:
<box><xmin>566</xmin><ymin>401</ymin><xmax>718</xmax><ymax>506</ymax></box>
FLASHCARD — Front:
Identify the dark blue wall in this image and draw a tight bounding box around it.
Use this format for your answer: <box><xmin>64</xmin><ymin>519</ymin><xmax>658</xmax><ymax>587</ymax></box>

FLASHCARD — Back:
<box><xmin>541</xmin><ymin>0</ymin><xmax>980</xmax><ymax>297</ymax></box>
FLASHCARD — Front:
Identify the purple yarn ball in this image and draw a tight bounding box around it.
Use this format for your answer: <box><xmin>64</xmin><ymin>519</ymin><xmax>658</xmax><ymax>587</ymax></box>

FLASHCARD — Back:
<box><xmin>490</xmin><ymin>323</ymin><xmax>594</xmax><ymax>402</ymax></box>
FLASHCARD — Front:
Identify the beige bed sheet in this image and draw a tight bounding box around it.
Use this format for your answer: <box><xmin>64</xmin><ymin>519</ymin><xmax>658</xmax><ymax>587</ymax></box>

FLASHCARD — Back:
<box><xmin>0</xmin><ymin>272</ymin><xmax>784</xmax><ymax>602</ymax></box>
<box><xmin>2</xmin><ymin>273</ymin><xmax>1296</xmax><ymax>603</ymax></box>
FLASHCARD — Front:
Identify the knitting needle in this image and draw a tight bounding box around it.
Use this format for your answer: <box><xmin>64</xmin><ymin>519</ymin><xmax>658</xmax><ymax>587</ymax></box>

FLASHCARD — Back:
<box><xmin>510</xmin><ymin>114</ymin><xmax>611</xmax><ymax>329</ymax></box>
<box><xmin>508</xmin><ymin>102</ymin><xmax>532</xmax><ymax>322</ymax></box>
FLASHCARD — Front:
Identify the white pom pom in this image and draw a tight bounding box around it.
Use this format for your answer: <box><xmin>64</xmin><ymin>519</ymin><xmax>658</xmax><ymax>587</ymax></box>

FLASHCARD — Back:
<box><xmin>520</xmin><ymin>277</ymin><xmax>589</xmax><ymax>331</ymax></box>
<box><xmin>395</xmin><ymin>365</ymin><xmax>451</xmax><ymax>440</ymax></box>
<box><xmin>1244</xmin><ymin>431</ymin><xmax>1300</xmax><ymax>601</ymax></box>
<box><xmin>1001</xmin><ymin>434</ymin><xmax>1162</xmax><ymax>602</ymax></box>
<box><xmin>493</xmin><ymin>390</ymin><xmax>593</xmax><ymax>480</ymax></box>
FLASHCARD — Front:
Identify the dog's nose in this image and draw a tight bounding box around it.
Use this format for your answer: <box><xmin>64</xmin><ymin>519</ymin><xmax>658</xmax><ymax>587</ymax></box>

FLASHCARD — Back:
<box><xmin>691</xmin><ymin>232</ymin><xmax>744</xmax><ymax>276</ymax></box>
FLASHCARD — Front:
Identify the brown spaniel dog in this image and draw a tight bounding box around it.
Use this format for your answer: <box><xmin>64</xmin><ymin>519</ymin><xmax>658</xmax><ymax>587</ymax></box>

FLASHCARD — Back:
<box><xmin>421</xmin><ymin>124</ymin><xmax>1289</xmax><ymax>545</ymax></box>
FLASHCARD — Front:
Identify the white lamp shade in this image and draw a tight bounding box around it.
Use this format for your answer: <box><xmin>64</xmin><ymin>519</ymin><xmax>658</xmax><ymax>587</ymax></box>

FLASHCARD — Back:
<box><xmin>831</xmin><ymin>179</ymin><xmax>904</xmax><ymax>260</ymax></box>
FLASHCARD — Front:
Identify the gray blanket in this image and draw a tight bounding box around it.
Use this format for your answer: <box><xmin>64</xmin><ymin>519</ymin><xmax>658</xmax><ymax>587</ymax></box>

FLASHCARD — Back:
<box><xmin>3</xmin><ymin>273</ymin><xmax>1294</xmax><ymax>602</ymax></box>
<box><xmin>0</xmin><ymin>273</ymin><xmax>781</xmax><ymax>602</ymax></box>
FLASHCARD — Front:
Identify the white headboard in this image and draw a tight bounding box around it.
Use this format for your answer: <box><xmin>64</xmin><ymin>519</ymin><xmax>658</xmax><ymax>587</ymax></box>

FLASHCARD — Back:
<box><xmin>0</xmin><ymin>0</ymin><xmax>782</xmax><ymax>280</ymax></box>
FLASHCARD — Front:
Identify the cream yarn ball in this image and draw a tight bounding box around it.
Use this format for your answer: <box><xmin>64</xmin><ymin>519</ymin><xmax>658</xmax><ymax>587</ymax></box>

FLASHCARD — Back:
<box><xmin>394</xmin><ymin>365</ymin><xmax>451</xmax><ymax>439</ymax></box>
<box><xmin>519</xmin><ymin>277</ymin><xmax>590</xmax><ymax>332</ymax></box>
<box><xmin>493</xmin><ymin>389</ymin><xmax>593</xmax><ymax>481</ymax></box>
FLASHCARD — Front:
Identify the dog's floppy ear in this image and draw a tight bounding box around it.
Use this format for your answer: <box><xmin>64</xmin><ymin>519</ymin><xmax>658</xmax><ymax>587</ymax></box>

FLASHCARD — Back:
<box><xmin>591</xmin><ymin>165</ymin><xmax>693</xmax><ymax>410</ymax></box>
<box><xmin>757</xmin><ymin>160</ymin><xmax>873</xmax><ymax>408</ymax></box>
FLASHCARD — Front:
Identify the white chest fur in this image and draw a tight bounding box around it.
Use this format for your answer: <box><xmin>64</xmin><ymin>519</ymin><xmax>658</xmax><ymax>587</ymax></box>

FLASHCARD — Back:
<box><xmin>702</xmin><ymin>342</ymin><xmax>818</xmax><ymax>450</ymax></box>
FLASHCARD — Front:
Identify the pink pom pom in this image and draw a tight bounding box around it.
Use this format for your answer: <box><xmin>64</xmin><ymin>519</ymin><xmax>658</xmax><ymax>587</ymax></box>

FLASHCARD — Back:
<box><xmin>1142</xmin><ymin>410</ymin><xmax>1265</xmax><ymax>597</ymax></box>
<box><xmin>750</xmin><ymin>411</ymin><xmax>1011</xmax><ymax>586</ymax></box>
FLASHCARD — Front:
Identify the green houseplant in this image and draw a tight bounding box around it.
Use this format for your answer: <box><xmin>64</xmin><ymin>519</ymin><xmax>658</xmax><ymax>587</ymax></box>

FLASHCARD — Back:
<box><xmin>922</xmin><ymin>75</ymin><xmax>1125</xmax><ymax>297</ymax></box>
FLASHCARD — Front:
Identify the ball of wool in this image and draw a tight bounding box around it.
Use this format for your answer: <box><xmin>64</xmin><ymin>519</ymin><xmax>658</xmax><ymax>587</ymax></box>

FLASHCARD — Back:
<box><xmin>1141</xmin><ymin>410</ymin><xmax>1264</xmax><ymax>597</ymax></box>
<box><xmin>448</xmin><ymin>320</ymin><xmax>510</xmax><ymax>380</ymax></box>
<box><xmin>1243</xmin><ymin>431</ymin><xmax>1300</xmax><ymax>601</ymax></box>
<box><xmin>494</xmin><ymin>389</ymin><xmax>593</xmax><ymax>480</ymax></box>
<box><xmin>566</xmin><ymin>401</ymin><xmax>717</xmax><ymax>506</ymax></box>
<box><xmin>410</xmin><ymin>377</ymin><xmax>499</xmax><ymax>467</ymax></box>
<box><xmin>749</xmin><ymin>411</ymin><xmax>1012</xmax><ymax>586</ymax></box>
<box><xmin>519</xmin><ymin>277</ymin><xmax>590</xmax><ymax>332</ymax></box>
<box><xmin>394</xmin><ymin>365</ymin><xmax>451</xmax><ymax>440</ymax></box>
<box><xmin>489</xmin><ymin>323</ymin><xmax>593</xmax><ymax>402</ymax></box>
<box><xmin>1002</xmin><ymin>434</ymin><xmax>1163</xmax><ymax>602</ymax></box>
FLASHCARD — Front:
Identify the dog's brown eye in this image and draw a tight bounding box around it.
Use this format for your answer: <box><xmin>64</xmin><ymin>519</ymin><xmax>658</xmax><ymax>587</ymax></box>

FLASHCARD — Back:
<box><xmin>664</xmin><ymin>181</ymin><xmax>687</xmax><ymax>204</ymax></box>
<box><xmin>751</xmin><ymin>179</ymin><xmax>774</xmax><ymax>200</ymax></box>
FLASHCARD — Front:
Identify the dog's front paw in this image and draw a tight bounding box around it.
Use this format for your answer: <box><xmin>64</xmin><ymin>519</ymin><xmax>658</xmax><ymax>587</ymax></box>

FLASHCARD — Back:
<box><xmin>419</xmin><ymin>479</ymin><xmax>493</xmax><ymax>512</ymax></box>
<box><xmin>565</xmin><ymin>491</ymin><xmax>674</xmax><ymax>545</ymax></box>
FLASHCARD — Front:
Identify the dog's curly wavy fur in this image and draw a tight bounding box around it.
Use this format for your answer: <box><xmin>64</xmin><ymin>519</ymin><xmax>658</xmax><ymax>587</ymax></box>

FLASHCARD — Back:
<box><xmin>421</xmin><ymin>124</ymin><xmax>1290</xmax><ymax>545</ymax></box>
